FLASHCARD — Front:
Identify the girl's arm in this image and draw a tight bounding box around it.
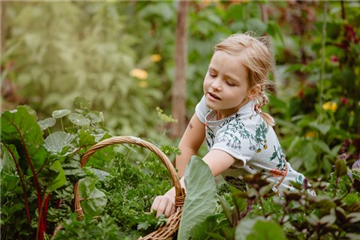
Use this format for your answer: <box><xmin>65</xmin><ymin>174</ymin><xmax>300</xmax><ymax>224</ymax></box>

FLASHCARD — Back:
<box><xmin>151</xmin><ymin>149</ymin><xmax>236</xmax><ymax>217</ymax></box>
<box><xmin>175</xmin><ymin>114</ymin><xmax>206</xmax><ymax>177</ymax></box>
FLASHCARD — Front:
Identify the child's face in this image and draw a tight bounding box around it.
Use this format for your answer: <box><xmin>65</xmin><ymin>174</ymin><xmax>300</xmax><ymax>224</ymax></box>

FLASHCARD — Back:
<box><xmin>203</xmin><ymin>51</ymin><xmax>250</xmax><ymax>119</ymax></box>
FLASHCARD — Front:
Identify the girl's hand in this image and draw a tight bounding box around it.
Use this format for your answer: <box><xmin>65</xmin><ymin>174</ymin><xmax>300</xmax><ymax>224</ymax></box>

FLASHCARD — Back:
<box><xmin>150</xmin><ymin>195</ymin><xmax>175</xmax><ymax>217</ymax></box>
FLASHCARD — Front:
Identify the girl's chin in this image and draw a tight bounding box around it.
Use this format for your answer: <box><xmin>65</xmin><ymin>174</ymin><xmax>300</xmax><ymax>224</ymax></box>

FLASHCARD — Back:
<box><xmin>205</xmin><ymin>101</ymin><xmax>219</xmax><ymax>110</ymax></box>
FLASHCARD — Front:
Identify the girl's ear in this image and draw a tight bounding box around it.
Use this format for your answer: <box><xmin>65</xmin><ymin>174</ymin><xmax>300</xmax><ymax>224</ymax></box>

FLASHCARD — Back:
<box><xmin>248</xmin><ymin>84</ymin><xmax>261</xmax><ymax>99</ymax></box>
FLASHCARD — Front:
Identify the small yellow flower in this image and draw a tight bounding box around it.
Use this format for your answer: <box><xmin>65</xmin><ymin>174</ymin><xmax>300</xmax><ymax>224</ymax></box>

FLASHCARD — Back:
<box><xmin>150</xmin><ymin>54</ymin><xmax>162</xmax><ymax>62</ymax></box>
<box><xmin>130</xmin><ymin>68</ymin><xmax>148</xmax><ymax>80</ymax></box>
<box><xmin>138</xmin><ymin>81</ymin><xmax>148</xmax><ymax>88</ymax></box>
<box><xmin>322</xmin><ymin>102</ymin><xmax>331</xmax><ymax>110</ymax></box>
<box><xmin>350</xmin><ymin>111</ymin><xmax>354</xmax><ymax>116</ymax></box>
<box><xmin>330</xmin><ymin>102</ymin><xmax>338</xmax><ymax>112</ymax></box>
<box><xmin>358</xmin><ymin>101</ymin><xmax>360</xmax><ymax>107</ymax></box>
<box><xmin>322</xmin><ymin>102</ymin><xmax>337</xmax><ymax>112</ymax></box>
<box><xmin>305</xmin><ymin>131</ymin><xmax>316</xmax><ymax>138</ymax></box>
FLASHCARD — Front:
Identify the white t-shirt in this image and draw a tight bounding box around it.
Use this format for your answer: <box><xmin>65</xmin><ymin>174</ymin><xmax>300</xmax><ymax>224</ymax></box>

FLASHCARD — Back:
<box><xmin>195</xmin><ymin>96</ymin><xmax>309</xmax><ymax>194</ymax></box>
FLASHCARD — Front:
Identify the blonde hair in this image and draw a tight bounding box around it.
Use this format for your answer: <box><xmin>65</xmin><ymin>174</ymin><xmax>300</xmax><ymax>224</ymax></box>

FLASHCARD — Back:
<box><xmin>214</xmin><ymin>33</ymin><xmax>276</xmax><ymax>126</ymax></box>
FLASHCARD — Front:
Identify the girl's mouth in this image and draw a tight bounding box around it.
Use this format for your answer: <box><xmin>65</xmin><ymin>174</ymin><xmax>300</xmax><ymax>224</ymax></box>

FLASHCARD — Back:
<box><xmin>208</xmin><ymin>92</ymin><xmax>221</xmax><ymax>100</ymax></box>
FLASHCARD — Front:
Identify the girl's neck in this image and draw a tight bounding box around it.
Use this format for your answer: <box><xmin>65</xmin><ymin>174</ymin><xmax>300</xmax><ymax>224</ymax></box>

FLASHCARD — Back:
<box><xmin>216</xmin><ymin>99</ymin><xmax>251</xmax><ymax>120</ymax></box>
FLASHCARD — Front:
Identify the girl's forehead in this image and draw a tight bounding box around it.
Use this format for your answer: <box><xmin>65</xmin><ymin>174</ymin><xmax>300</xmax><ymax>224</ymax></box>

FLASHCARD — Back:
<box><xmin>209</xmin><ymin>51</ymin><xmax>248</xmax><ymax>80</ymax></box>
<box><xmin>210</xmin><ymin>51</ymin><xmax>245</xmax><ymax>68</ymax></box>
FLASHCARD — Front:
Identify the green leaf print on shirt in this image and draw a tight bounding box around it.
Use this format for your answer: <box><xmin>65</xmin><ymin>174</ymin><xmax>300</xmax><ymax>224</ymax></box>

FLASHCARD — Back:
<box><xmin>254</xmin><ymin>122</ymin><xmax>268</xmax><ymax>153</ymax></box>
<box><xmin>270</xmin><ymin>146</ymin><xmax>286</xmax><ymax>171</ymax></box>
<box><xmin>296</xmin><ymin>174</ymin><xmax>305</xmax><ymax>185</ymax></box>
<box><xmin>215</xmin><ymin>115</ymin><xmax>252</xmax><ymax>150</ymax></box>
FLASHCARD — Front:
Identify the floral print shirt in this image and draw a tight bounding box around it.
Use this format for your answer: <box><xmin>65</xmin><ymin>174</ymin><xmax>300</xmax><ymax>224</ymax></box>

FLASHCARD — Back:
<box><xmin>195</xmin><ymin>96</ymin><xmax>308</xmax><ymax>194</ymax></box>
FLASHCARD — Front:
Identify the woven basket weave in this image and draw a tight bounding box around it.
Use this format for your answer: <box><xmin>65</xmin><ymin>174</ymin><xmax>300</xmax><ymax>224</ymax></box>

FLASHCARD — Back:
<box><xmin>73</xmin><ymin>136</ymin><xmax>186</xmax><ymax>240</ymax></box>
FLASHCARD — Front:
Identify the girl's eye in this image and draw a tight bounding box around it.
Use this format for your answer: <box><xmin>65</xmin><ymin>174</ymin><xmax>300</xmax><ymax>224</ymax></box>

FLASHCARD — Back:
<box><xmin>226</xmin><ymin>81</ymin><xmax>235</xmax><ymax>86</ymax></box>
<box><xmin>209</xmin><ymin>73</ymin><xmax>217</xmax><ymax>78</ymax></box>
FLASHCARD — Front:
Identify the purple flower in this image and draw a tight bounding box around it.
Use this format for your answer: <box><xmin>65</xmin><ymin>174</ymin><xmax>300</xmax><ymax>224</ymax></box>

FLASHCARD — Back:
<box><xmin>352</xmin><ymin>159</ymin><xmax>360</xmax><ymax>173</ymax></box>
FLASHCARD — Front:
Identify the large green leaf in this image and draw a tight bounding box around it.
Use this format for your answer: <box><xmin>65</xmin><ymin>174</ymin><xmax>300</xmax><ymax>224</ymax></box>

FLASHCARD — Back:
<box><xmin>44</xmin><ymin>131</ymin><xmax>76</xmax><ymax>155</ymax></box>
<box><xmin>191</xmin><ymin>214</ymin><xmax>231</xmax><ymax>240</ymax></box>
<box><xmin>1</xmin><ymin>106</ymin><xmax>45</xmax><ymax>169</ymax></box>
<box><xmin>235</xmin><ymin>216</ymin><xmax>287</xmax><ymax>240</ymax></box>
<box><xmin>178</xmin><ymin>156</ymin><xmax>217</xmax><ymax>240</ymax></box>
<box><xmin>79</xmin><ymin>177</ymin><xmax>107</xmax><ymax>217</ymax></box>
<box><xmin>47</xmin><ymin>160</ymin><xmax>66</xmax><ymax>192</ymax></box>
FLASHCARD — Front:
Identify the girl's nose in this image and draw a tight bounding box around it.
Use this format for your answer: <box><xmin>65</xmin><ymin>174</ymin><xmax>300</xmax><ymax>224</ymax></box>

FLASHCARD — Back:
<box><xmin>211</xmin><ymin>79</ymin><xmax>222</xmax><ymax>91</ymax></box>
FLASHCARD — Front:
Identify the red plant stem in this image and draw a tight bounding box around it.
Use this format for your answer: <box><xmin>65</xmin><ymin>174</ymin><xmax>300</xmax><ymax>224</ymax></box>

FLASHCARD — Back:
<box><xmin>4</xmin><ymin>144</ymin><xmax>32</xmax><ymax>232</ymax></box>
<box><xmin>36</xmin><ymin>192</ymin><xmax>49</xmax><ymax>240</ymax></box>
<box><xmin>10</xmin><ymin>123</ymin><xmax>43</xmax><ymax>239</ymax></box>
<box><xmin>57</xmin><ymin>199</ymin><xmax>62</xmax><ymax>208</ymax></box>
<box><xmin>13</xmin><ymin>124</ymin><xmax>42</xmax><ymax>209</ymax></box>
<box><xmin>43</xmin><ymin>194</ymin><xmax>50</xmax><ymax>233</ymax></box>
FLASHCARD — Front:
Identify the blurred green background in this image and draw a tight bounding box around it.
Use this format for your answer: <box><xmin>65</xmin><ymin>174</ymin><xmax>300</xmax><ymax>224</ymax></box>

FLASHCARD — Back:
<box><xmin>1</xmin><ymin>0</ymin><xmax>360</xmax><ymax>178</ymax></box>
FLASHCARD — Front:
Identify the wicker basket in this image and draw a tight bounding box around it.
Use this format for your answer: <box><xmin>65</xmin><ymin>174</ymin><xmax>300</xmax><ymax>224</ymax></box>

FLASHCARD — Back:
<box><xmin>73</xmin><ymin>136</ymin><xmax>186</xmax><ymax>240</ymax></box>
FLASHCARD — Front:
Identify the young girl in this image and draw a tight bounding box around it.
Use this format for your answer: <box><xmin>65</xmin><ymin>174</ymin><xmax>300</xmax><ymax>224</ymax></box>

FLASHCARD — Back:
<box><xmin>151</xmin><ymin>33</ymin><xmax>311</xmax><ymax>217</ymax></box>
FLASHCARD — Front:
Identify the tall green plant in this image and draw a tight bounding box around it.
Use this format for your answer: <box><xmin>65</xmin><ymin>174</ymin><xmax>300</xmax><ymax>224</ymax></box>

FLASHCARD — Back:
<box><xmin>2</xmin><ymin>2</ymin><xmax>166</xmax><ymax>137</ymax></box>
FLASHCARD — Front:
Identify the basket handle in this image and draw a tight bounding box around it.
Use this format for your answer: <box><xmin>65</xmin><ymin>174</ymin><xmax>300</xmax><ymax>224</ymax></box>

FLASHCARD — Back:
<box><xmin>74</xmin><ymin>136</ymin><xmax>185</xmax><ymax>220</ymax></box>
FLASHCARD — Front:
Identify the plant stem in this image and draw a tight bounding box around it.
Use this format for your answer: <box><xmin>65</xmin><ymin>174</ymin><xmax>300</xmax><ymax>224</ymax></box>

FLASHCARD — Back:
<box><xmin>36</xmin><ymin>191</ymin><xmax>49</xmax><ymax>240</ymax></box>
<box><xmin>13</xmin><ymin>124</ymin><xmax>43</xmax><ymax>235</ymax></box>
<box><xmin>125</xmin><ymin>148</ymin><xmax>131</xmax><ymax>162</ymax></box>
<box><xmin>4</xmin><ymin>144</ymin><xmax>32</xmax><ymax>232</ymax></box>
<box><xmin>340</xmin><ymin>0</ymin><xmax>346</xmax><ymax>20</ymax></box>
<box><xmin>36</xmin><ymin>156</ymin><xmax>49</xmax><ymax>175</ymax></box>
<box><xmin>258</xmin><ymin>197</ymin><xmax>266</xmax><ymax>217</ymax></box>
<box><xmin>60</xmin><ymin>118</ymin><xmax>64</xmax><ymax>132</ymax></box>
<box><xmin>142</xmin><ymin>152</ymin><xmax>151</xmax><ymax>163</ymax></box>
<box><xmin>317</xmin><ymin>0</ymin><xmax>328</xmax><ymax>123</ymax></box>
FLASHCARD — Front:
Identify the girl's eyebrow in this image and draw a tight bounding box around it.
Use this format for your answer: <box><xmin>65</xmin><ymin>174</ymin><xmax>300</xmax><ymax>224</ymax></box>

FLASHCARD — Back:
<box><xmin>208</xmin><ymin>66</ymin><xmax>240</xmax><ymax>82</ymax></box>
<box><xmin>224</xmin><ymin>73</ymin><xmax>240</xmax><ymax>82</ymax></box>
<box><xmin>208</xmin><ymin>66</ymin><xmax>217</xmax><ymax>72</ymax></box>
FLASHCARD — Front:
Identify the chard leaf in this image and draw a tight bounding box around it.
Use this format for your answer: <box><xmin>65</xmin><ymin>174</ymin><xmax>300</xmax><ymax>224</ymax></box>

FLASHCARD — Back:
<box><xmin>44</xmin><ymin>132</ymin><xmax>75</xmax><ymax>155</ymax></box>
<box><xmin>47</xmin><ymin>160</ymin><xmax>66</xmax><ymax>192</ymax></box>
<box><xmin>52</xmin><ymin>109</ymin><xmax>71</xmax><ymax>119</ymax></box>
<box><xmin>191</xmin><ymin>214</ymin><xmax>230</xmax><ymax>240</ymax></box>
<box><xmin>68</xmin><ymin>113</ymin><xmax>90</xmax><ymax>127</ymax></box>
<box><xmin>1</xmin><ymin>106</ymin><xmax>45</xmax><ymax>170</ymax></box>
<box><xmin>235</xmin><ymin>216</ymin><xmax>287</xmax><ymax>240</ymax></box>
<box><xmin>79</xmin><ymin>177</ymin><xmax>107</xmax><ymax>216</ymax></box>
<box><xmin>1</xmin><ymin>145</ymin><xmax>20</xmax><ymax>192</ymax></box>
<box><xmin>38</xmin><ymin>117</ymin><xmax>56</xmax><ymax>130</ymax></box>
<box><xmin>178</xmin><ymin>156</ymin><xmax>217</xmax><ymax>240</ymax></box>
<box><xmin>1</xmin><ymin>144</ymin><xmax>18</xmax><ymax>173</ymax></box>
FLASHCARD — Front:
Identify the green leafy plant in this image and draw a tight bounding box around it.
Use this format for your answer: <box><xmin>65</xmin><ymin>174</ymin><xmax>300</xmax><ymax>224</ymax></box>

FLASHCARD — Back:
<box><xmin>1</xmin><ymin>97</ymin><xmax>178</xmax><ymax>239</ymax></box>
